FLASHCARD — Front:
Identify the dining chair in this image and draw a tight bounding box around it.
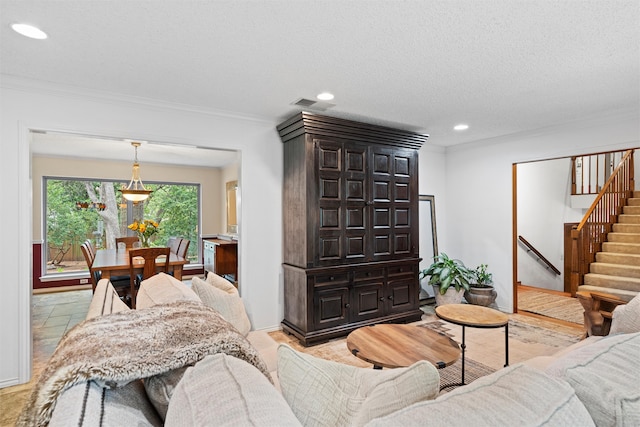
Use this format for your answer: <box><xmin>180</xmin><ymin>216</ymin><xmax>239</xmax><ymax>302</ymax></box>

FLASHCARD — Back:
<box><xmin>81</xmin><ymin>241</ymin><xmax>130</xmax><ymax>294</ymax></box>
<box><xmin>177</xmin><ymin>239</ymin><xmax>190</xmax><ymax>260</ymax></box>
<box><xmin>168</xmin><ymin>237</ymin><xmax>181</xmax><ymax>255</ymax></box>
<box><xmin>80</xmin><ymin>242</ymin><xmax>99</xmax><ymax>291</ymax></box>
<box><xmin>115</xmin><ymin>236</ymin><xmax>140</xmax><ymax>249</ymax></box>
<box><xmin>128</xmin><ymin>247</ymin><xmax>171</xmax><ymax>308</ymax></box>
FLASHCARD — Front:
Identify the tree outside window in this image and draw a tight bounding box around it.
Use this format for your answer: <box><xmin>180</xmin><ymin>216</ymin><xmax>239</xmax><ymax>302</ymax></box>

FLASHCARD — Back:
<box><xmin>45</xmin><ymin>178</ymin><xmax>199</xmax><ymax>275</ymax></box>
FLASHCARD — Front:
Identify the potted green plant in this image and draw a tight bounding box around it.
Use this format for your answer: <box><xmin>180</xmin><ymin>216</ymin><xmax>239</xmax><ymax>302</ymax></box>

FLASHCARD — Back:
<box><xmin>464</xmin><ymin>263</ymin><xmax>497</xmax><ymax>306</ymax></box>
<box><xmin>420</xmin><ymin>253</ymin><xmax>473</xmax><ymax>306</ymax></box>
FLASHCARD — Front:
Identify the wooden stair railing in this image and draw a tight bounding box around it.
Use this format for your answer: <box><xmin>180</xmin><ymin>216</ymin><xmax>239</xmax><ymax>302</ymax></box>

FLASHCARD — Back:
<box><xmin>570</xmin><ymin>149</ymin><xmax>635</xmax><ymax>296</ymax></box>
<box><xmin>571</xmin><ymin>150</ymin><xmax>629</xmax><ymax>195</ymax></box>
<box><xmin>518</xmin><ymin>235</ymin><xmax>561</xmax><ymax>275</ymax></box>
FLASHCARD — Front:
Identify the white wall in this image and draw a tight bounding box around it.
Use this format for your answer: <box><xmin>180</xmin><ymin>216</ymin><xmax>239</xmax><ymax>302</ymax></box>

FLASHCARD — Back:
<box><xmin>0</xmin><ymin>79</ymin><xmax>283</xmax><ymax>387</ymax></box>
<box><xmin>517</xmin><ymin>158</ymin><xmax>584</xmax><ymax>291</ymax></box>
<box><xmin>444</xmin><ymin>110</ymin><xmax>640</xmax><ymax>312</ymax></box>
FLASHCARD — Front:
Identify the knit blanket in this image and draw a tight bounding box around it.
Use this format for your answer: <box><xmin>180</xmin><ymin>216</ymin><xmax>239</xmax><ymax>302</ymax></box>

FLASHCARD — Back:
<box><xmin>17</xmin><ymin>300</ymin><xmax>270</xmax><ymax>427</ymax></box>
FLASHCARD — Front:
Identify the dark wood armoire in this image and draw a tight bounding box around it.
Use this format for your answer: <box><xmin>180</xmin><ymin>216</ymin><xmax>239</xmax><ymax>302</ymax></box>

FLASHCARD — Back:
<box><xmin>277</xmin><ymin>112</ymin><xmax>428</xmax><ymax>345</ymax></box>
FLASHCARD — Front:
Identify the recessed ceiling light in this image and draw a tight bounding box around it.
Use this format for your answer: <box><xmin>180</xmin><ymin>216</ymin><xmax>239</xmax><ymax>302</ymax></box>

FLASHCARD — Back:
<box><xmin>11</xmin><ymin>23</ymin><xmax>47</xmax><ymax>39</ymax></box>
<box><xmin>453</xmin><ymin>124</ymin><xmax>469</xmax><ymax>131</ymax></box>
<box><xmin>317</xmin><ymin>92</ymin><xmax>334</xmax><ymax>101</ymax></box>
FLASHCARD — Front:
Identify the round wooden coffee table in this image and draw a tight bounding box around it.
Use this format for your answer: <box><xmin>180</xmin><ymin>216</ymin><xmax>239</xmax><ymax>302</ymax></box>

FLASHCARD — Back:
<box><xmin>346</xmin><ymin>323</ymin><xmax>460</xmax><ymax>370</ymax></box>
<box><xmin>435</xmin><ymin>304</ymin><xmax>509</xmax><ymax>387</ymax></box>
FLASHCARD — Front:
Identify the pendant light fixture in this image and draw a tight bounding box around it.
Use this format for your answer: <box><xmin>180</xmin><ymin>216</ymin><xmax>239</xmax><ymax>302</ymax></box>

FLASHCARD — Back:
<box><xmin>119</xmin><ymin>141</ymin><xmax>152</xmax><ymax>202</ymax></box>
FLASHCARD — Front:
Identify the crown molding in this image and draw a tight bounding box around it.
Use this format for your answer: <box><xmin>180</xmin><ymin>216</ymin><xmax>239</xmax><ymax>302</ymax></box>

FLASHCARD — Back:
<box><xmin>0</xmin><ymin>74</ymin><xmax>274</xmax><ymax>125</ymax></box>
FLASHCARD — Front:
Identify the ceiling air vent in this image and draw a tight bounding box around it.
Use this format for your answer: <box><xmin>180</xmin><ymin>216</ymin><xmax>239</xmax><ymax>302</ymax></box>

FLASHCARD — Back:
<box><xmin>292</xmin><ymin>98</ymin><xmax>335</xmax><ymax>111</ymax></box>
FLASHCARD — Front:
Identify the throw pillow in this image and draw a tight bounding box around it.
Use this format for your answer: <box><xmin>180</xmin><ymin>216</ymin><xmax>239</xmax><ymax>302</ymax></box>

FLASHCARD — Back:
<box><xmin>609</xmin><ymin>293</ymin><xmax>640</xmax><ymax>335</ymax></box>
<box><xmin>165</xmin><ymin>354</ymin><xmax>301</xmax><ymax>426</ymax></box>
<box><xmin>545</xmin><ymin>332</ymin><xmax>640</xmax><ymax>427</ymax></box>
<box><xmin>277</xmin><ymin>344</ymin><xmax>440</xmax><ymax>426</ymax></box>
<box><xmin>191</xmin><ymin>275</ymin><xmax>251</xmax><ymax>336</ymax></box>
<box><xmin>144</xmin><ymin>366</ymin><xmax>190</xmax><ymax>420</ymax></box>
<box><xmin>135</xmin><ymin>272</ymin><xmax>201</xmax><ymax>309</ymax></box>
<box><xmin>367</xmin><ymin>364</ymin><xmax>594</xmax><ymax>427</ymax></box>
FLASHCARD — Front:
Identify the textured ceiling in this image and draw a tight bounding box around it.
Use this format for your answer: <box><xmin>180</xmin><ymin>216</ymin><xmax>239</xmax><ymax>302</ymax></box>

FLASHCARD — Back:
<box><xmin>2</xmin><ymin>0</ymin><xmax>639</xmax><ymax>161</ymax></box>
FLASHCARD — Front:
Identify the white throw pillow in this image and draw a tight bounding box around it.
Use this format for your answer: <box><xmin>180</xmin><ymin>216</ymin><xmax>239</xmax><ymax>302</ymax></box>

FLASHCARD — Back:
<box><xmin>135</xmin><ymin>272</ymin><xmax>201</xmax><ymax>309</ymax></box>
<box><xmin>545</xmin><ymin>332</ymin><xmax>640</xmax><ymax>427</ymax></box>
<box><xmin>609</xmin><ymin>293</ymin><xmax>640</xmax><ymax>335</ymax></box>
<box><xmin>367</xmin><ymin>364</ymin><xmax>595</xmax><ymax>427</ymax></box>
<box><xmin>165</xmin><ymin>354</ymin><xmax>300</xmax><ymax>426</ymax></box>
<box><xmin>191</xmin><ymin>275</ymin><xmax>251</xmax><ymax>336</ymax></box>
<box><xmin>277</xmin><ymin>344</ymin><xmax>440</xmax><ymax>427</ymax></box>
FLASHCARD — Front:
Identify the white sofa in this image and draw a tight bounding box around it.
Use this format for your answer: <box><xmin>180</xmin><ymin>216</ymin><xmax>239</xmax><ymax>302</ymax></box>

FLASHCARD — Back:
<box><xmin>34</xmin><ymin>276</ymin><xmax>640</xmax><ymax>426</ymax></box>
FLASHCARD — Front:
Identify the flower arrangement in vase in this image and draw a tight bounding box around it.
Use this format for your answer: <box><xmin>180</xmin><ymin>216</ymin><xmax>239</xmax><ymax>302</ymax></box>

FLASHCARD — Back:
<box><xmin>127</xmin><ymin>219</ymin><xmax>160</xmax><ymax>247</ymax></box>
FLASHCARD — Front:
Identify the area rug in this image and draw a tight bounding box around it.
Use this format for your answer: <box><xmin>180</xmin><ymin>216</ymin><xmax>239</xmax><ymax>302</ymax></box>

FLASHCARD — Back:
<box><xmin>517</xmin><ymin>288</ymin><xmax>584</xmax><ymax>325</ymax></box>
<box><xmin>419</xmin><ymin>312</ymin><xmax>582</xmax><ymax>348</ymax></box>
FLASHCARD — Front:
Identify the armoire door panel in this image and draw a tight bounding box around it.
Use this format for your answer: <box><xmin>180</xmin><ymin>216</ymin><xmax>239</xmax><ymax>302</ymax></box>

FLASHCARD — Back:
<box><xmin>346</xmin><ymin>179</ymin><xmax>365</xmax><ymax>200</ymax></box>
<box><xmin>319</xmin><ymin>236</ymin><xmax>341</xmax><ymax>261</ymax></box>
<box><xmin>319</xmin><ymin>207</ymin><xmax>340</xmax><ymax>229</ymax></box>
<box><xmin>373</xmin><ymin>181</ymin><xmax>390</xmax><ymax>201</ymax></box>
<box><xmin>352</xmin><ymin>283</ymin><xmax>385</xmax><ymax>321</ymax></box>
<box><xmin>373</xmin><ymin>152</ymin><xmax>391</xmax><ymax>175</ymax></box>
<box><xmin>346</xmin><ymin>236</ymin><xmax>366</xmax><ymax>259</ymax></box>
<box><xmin>394</xmin><ymin>208</ymin><xmax>409</xmax><ymax>227</ymax></box>
<box><xmin>318</xmin><ymin>145</ymin><xmax>341</xmax><ymax>171</ymax></box>
<box><xmin>394</xmin><ymin>156</ymin><xmax>411</xmax><ymax>176</ymax></box>
<box><xmin>394</xmin><ymin>182</ymin><xmax>409</xmax><ymax>201</ymax></box>
<box><xmin>394</xmin><ymin>233</ymin><xmax>411</xmax><ymax>254</ymax></box>
<box><xmin>346</xmin><ymin>207</ymin><xmax>365</xmax><ymax>229</ymax></box>
<box><xmin>320</xmin><ymin>178</ymin><xmax>340</xmax><ymax>199</ymax></box>
<box><xmin>314</xmin><ymin>286</ymin><xmax>349</xmax><ymax>329</ymax></box>
<box><xmin>386</xmin><ymin>279</ymin><xmax>416</xmax><ymax>313</ymax></box>
<box><xmin>373</xmin><ymin>208</ymin><xmax>390</xmax><ymax>227</ymax></box>
<box><xmin>373</xmin><ymin>234</ymin><xmax>391</xmax><ymax>256</ymax></box>
<box><xmin>346</xmin><ymin>148</ymin><xmax>366</xmax><ymax>172</ymax></box>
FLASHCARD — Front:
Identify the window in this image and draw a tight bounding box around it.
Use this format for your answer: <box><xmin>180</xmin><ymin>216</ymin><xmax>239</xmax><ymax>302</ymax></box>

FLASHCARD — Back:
<box><xmin>44</xmin><ymin>177</ymin><xmax>200</xmax><ymax>276</ymax></box>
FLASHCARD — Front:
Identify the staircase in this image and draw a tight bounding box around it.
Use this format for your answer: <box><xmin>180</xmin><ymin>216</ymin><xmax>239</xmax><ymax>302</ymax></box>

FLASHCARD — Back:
<box><xmin>579</xmin><ymin>191</ymin><xmax>640</xmax><ymax>301</ymax></box>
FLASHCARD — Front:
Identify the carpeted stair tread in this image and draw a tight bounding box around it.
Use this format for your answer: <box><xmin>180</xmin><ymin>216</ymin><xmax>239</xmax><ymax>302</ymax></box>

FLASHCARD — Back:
<box><xmin>612</xmin><ymin>223</ymin><xmax>640</xmax><ymax>232</ymax></box>
<box><xmin>583</xmin><ymin>273</ymin><xmax>640</xmax><ymax>292</ymax></box>
<box><xmin>618</xmin><ymin>214</ymin><xmax>640</xmax><ymax>224</ymax></box>
<box><xmin>606</xmin><ymin>232</ymin><xmax>640</xmax><ymax>243</ymax></box>
<box><xmin>626</xmin><ymin>198</ymin><xmax>640</xmax><ymax>206</ymax></box>
<box><xmin>596</xmin><ymin>252</ymin><xmax>640</xmax><ymax>266</ymax></box>
<box><xmin>602</xmin><ymin>241</ymin><xmax>640</xmax><ymax>254</ymax></box>
<box><xmin>622</xmin><ymin>206</ymin><xmax>640</xmax><ymax>215</ymax></box>
<box><xmin>577</xmin><ymin>285</ymin><xmax>638</xmax><ymax>301</ymax></box>
<box><xmin>590</xmin><ymin>262</ymin><xmax>640</xmax><ymax>278</ymax></box>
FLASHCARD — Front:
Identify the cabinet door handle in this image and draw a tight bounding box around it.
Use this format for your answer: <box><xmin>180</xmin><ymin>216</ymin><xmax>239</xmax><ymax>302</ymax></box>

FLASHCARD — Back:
<box><xmin>365</xmin><ymin>201</ymin><xmax>373</xmax><ymax>206</ymax></box>
<box><xmin>345</xmin><ymin>303</ymin><xmax>351</xmax><ymax>308</ymax></box>
<box><xmin>388</xmin><ymin>296</ymin><xmax>393</xmax><ymax>300</ymax></box>
<box><xmin>379</xmin><ymin>297</ymin><xmax>384</xmax><ymax>301</ymax></box>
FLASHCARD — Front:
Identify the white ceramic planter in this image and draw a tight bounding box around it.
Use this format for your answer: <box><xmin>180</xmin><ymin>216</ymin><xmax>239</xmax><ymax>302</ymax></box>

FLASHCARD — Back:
<box><xmin>432</xmin><ymin>285</ymin><xmax>465</xmax><ymax>306</ymax></box>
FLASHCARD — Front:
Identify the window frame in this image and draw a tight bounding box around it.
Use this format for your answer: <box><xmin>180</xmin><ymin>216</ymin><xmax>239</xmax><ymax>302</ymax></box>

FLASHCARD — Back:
<box><xmin>42</xmin><ymin>175</ymin><xmax>201</xmax><ymax>278</ymax></box>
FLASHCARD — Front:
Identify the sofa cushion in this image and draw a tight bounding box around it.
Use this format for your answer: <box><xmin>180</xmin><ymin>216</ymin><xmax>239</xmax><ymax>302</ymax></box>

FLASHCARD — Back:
<box><xmin>136</xmin><ymin>272</ymin><xmax>201</xmax><ymax>309</ymax></box>
<box><xmin>86</xmin><ymin>279</ymin><xmax>130</xmax><ymax>319</ymax></box>
<box><xmin>246</xmin><ymin>330</ymin><xmax>279</xmax><ymax>374</ymax></box>
<box><xmin>545</xmin><ymin>332</ymin><xmax>640</xmax><ymax>427</ymax></box>
<box><xmin>609</xmin><ymin>293</ymin><xmax>640</xmax><ymax>335</ymax></box>
<box><xmin>144</xmin><ymin>366</ymin><xmax>190</xmax><ymax>420</ymax></box>
<box><xmin>49</xmin><ymin>379</ymin><xmax>162</xmax><ymax>427</ymax></box>
<box><xmin>366</xmin><ymin>363</ymin><xmax>594</xmax><ymax>427</ymax></box>
<box><xmin>191</xmin><ymin>275</ymin><xmax>251</xmax><ymax>336</ymax></box>
<box><xmin>165</xmin><ymin>353</ymin><xmax>301</xmax><ymax>426</ymax></box>
<box><xmin>277</xmin><ymin>343</ymin><xmax>440</xmax><ymax>427</ymax></box>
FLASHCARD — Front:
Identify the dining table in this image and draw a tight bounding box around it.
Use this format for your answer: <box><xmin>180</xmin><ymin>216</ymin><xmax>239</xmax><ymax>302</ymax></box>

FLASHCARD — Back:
<box><xmin>91</xmin><ymin>248</ymin><xmax>188</xmax><ymax>281</ymax></box>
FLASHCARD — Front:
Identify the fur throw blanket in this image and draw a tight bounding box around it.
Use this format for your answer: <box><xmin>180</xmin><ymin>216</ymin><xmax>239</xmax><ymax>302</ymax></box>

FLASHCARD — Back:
<box><xmin>17</xmin><ymin>300</ymin><xmax>270</xmax><ymax>426</ymax></box>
